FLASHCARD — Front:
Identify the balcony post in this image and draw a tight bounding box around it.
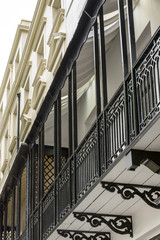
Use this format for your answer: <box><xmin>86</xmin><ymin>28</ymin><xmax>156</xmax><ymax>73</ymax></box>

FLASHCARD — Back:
<box><xmin>99</xmin><ymin>6</ymin><xmax>108</xmax><ymax>169</ymax></box>
<box><xmin>73</xmin><ymin>62</ymin><xmax>78</xmax><ymax>151</ymax></box>
<box><xmin>126</xmin><ymin>0</ymin><xmax>139</xmax><ymax>136</ymax></box>
<box><xmin>56</xmin><ymin>92</ymin><xmax>61</xmax><ymax>222</ymax></box>
<box><xmin>73</xmin><ymin>62</ymin><xmax>78</xmax><ymax>204</ymax></box>
<box><xmin>117</xmin><ymin>0</ymin><xmax>130</xmax><ymax>145</ymax></box>
<box><xmin>0</xmin><ymin>208</ymin><xmax>2</xmax><ymax>240</ymax></box>
<box><xmin>4</xmin><ymin>205</ymin><xmax>7</xmax><ymax>240</ymax></box>
<box><xmin>57</xmin><ymin>91</ymin><xmax>62</xmax><ymax>173</ymax></box>
<box><xmin>94</xmin><ymin>19</ymin><xmax>101</xmax><ymax>177</ymax></box>
<box><xmin>17</xmin><ymin>93</ymin><xmax>21</xmax><ymax>152</ymax></box>
<box><xmin>31</xmin><ymin>147</ymin><xmax>35</xmax><ymax>240</ymax></box>
<box><xmin>11</xmin><ymin>188</ymin><xmax>15</xmax><ymax>240</ymax></box>
<box><xmin>68</xmin><ymin>72</ymin><xmax>73</xmax><ymax>157</ymax></box>
<box><xmin>99</xmin><ymin>7</ymin><xmax>108</xmax><ymax>107</ymax></box>
<box><xmin>68</xmin><ymin>72</ymin><xmax>73</xmax><ymax>208</ymax></box>
<box><xmin>39</xmin><ymin>126</ymin><xmax>44</xmax><ymax>239</ymax></box>
<box><xmin>16</xmin><ymin>176</ymin><xmax>21</xmax><ymax>239</ymax></box>
<box><xmin>54</xmin><ymin>101</ymin><xmax>58</xmax><ymax>225</ymax></box>
<box><xmin>26</xmin><ymin>154</ymin><xmax>30</xmax><ymax>240</ymax></box>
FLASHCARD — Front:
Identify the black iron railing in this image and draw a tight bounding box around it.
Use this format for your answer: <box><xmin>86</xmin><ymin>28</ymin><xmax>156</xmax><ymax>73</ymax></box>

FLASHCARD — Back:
<box><xmin>135</xmin><ymin>30</ymin><xmax>160</xmax><ymax>131</ymax></box>
<box><xmin>38</xmin><ymin>27</ymin><xmax>160</xmax><ymax>240</ymax></box>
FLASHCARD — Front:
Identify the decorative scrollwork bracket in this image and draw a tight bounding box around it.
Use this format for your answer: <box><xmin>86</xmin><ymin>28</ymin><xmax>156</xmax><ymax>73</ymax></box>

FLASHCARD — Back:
<box><xmin>101</xmin><ymin>181</ymin><xmax>160</xmax><ymax>209</ymax></box>
<box><xmin>73</xmin><ymin>212</ymin><xmax>133</xmax><ymax>237</ymax></box>
<box><xmin>57</xmin><ymin>230</ymin><xmax>110</xmax><ymax>239</ymax></box>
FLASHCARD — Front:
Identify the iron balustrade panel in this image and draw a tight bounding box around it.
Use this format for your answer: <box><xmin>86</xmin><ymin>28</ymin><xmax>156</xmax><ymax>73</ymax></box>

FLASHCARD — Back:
<box><xmin>135</xmin><ymin>33</ymin><xmax>160</xmax><ymax>131</ymax></box>
<box><xmin>18</xmin><ymin>230</ymin><xmax>26</xmax><ymax>240</ymax></box>
<box><xmin>4</xmin><ymin>230</ymin><xmax>11</xmax><ymax>240</ymax></box>
<box><xmin>42</xmin><ymin>184</ymin><xmax>55</xmax><ymax>240</ymax></box>
<box><xmin>126</xmin><ymin>74</ymin><xmax>136</xmax><ymax>142</ymax></box>
<box><xmin>32</xmin><ymin>210</ymin><xmax>39</xmax><ymax>240</ymax></box>
<box><xmin>58</xmin><ymin>160</ymin><xmax>71</xmax><ymax>220</ymax></box>
<box><xmin>34</xmin><ymin>147</ymin><xmax>39</xmax><ymax>209</ymax></box>
<box><xmin>76</xmin><ymin>124</ymin><xmax>99</xmax><ymax>200</ymax></box>
<box><xmin>99</xmin><ymin>114</ymin><xmax>105</xmax><ymax>174</ymax></box>
<box><xmin>105</xmin><ymin>85</ymin><xmax>126</xmax><ymax>162</ymax></box>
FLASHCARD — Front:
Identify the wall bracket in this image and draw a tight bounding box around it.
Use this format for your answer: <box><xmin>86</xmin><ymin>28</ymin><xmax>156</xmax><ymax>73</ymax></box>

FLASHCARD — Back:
<box><xmin>57</xmin><ymin>230</ymin><xmax>110</xmax><ymax>239</ymax></box>
<box><xmin>73</xmin><ymin>212</ymin><xmax>133</xmax><ymax>237</ymax></box>
<box><xmin>101</xmin><ymin>181</ymin><xmax>160</xmax><ymax>209</ymax></box>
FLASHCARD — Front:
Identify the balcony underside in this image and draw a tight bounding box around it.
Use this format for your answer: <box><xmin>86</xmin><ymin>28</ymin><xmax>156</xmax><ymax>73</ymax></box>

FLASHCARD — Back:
<box><xmin>48</xmin><ymin>114</ymin><xmax>160</xmax><ymax>240</ymax></box>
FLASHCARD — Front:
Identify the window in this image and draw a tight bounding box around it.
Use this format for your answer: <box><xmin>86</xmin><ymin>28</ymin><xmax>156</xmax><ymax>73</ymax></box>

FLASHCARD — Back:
<box><xmin>37</xmin><ymin>36</ymin><xmax>44</xmax><ymax>68</ymax></box>
<box><xmin>12</xmin><ymin>106</ymin><xmax>17</xmax><ymax>137</ymax></box>
<box><xmin>15</xmin><ymin>50</ymin><xmax>20</xmax><ymax>76</ymax></box>
<box><xmin>24</xmin><ymin>77</ymin><xmax>29</xmax><ymax>104</ymax></box>
<box><xmin>6</xmin><ymin>79</ymin><xmax>10</xmax><ymax>102</ymax></box>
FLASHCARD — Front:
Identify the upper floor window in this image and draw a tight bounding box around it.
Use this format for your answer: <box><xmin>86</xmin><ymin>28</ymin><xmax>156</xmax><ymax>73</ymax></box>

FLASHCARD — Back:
<box><xmin>24</xmin><ymin>77</ymin><xmax>30</xmax><ymax>103</ymax></box>
<box><xmin>0</xmin><ymin>103</ymin><xmax>3</xmax><ymax>120</ymax></box>
<box><xmin>6</xmin><ymin>79</ymin><xmax>10</xmax><ymax>101</ymax></box>
<box><xmin>15</xmin><ymin>50</ymin><xmax>20</xmax><ymax>76</ymax></box>
<box><xmin>37</xmin><ymin>36</ymin><xmax>44</xmax><ymax>68</ymax></box>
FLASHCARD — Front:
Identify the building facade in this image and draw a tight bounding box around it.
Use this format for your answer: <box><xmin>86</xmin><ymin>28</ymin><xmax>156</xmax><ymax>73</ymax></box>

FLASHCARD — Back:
<box><xmin>0</xmin><ymin>0</ymin><xmax>160</xmax><ymax>239</ymax></box>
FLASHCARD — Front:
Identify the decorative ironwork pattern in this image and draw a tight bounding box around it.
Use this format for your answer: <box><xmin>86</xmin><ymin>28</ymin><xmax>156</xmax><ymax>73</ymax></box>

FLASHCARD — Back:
<box><xmin>76</xmin><ymin>125</ymin><xmax>99</xmax><ymax>200</ymax></box>
<box><xmin>34</xmin><ymin>151</ymin><xmax>38</xmax><ymax>208</ymax></box>
<box><xmin>135</xmin><ymin>35</ymin><xmax>160</xmax><ymax>131</ymax></box>
<box><xmin>73</xmin><ymin>212</ymin><xmax>133</xmax><ymax>237</ymax></box>
<box><xmin>59</xmin><ymin>166</ymin><xmax>70</xmax><ymax>190</ymax></box>
<box><xmin>61</xmin><ymin>156</ymin><xmax>68</xmax><ymax>169</ymax></box>
<box><xmin>18</xmin><ymin>230</ymin><xmax>26</xmax><ymax>240</ymax></box>
<box><xmin>126</xmin><ymin>75</ymin><xmax>135</xmax><ymax>141</ymax></box>
<box><xmin>44</xmin><ymin>155</ymin><xmax>54</xmax><ymax>193</ymax></box>
<box><xmin>6</xmin><ymin>231</ymin><xmax>11</xmax><ymax>240</ymax></box>
<box><xmin>77</xmin><ymin>126</ymin><xmax>97</xmax><ymax>167</ymax></box>
<box><xmin>43</xmin><ymin>188</ymin><xmax>55</xmax><ymax>213</ymax></box>
<box><xmin>105</xmin><ymin>87</ymin><xmax>126</xmax><ymax>162</ymax></box>
<box><xmin>101</xmin><ymin>181</ymin><xmax>160</xmax><ymax>209</ymax></box>
<box><xmin>33</xmin><ymin>210</ymin><xmax>39</xmax><ymax>225</ymax></box>
<box><xmin>43</xmin><ymin>223</ymin><xmax>55</xmax><ymax>240</ymax></box>
<box><xmin>57</xmin><ymin>230</ymin><xmax>111</xmax><ymax>240</ymax></box>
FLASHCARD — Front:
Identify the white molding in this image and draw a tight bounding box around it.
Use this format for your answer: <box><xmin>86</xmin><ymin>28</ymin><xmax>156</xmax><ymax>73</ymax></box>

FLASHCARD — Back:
<box><xmin>52</xmin><ymin>0</ymin><xmax>61</xmax><ymax>9</ymax></box>
<box><xmin>47</xmin><ymin>0</ymin><xmax>52</xmax><ymax>6</ymax></box>
<box><xmin>8</xmin><ymin>136</ymin><xmax>17</xmax><ymax>153</ymax></box>
<box><xmin>20</xmin><ymin>121</ymin><xmax>32</xmax><ymax>142</ymax></box>
<box><xmin>32</xmin><ymin>59</ymin><xmax>47</xmax><ymax>87</ymax></box>
<box><xmin>1</xmin><ymin>159</ymin><xmax>8</xmax><ymax>173</ymax></box>
<box><xmin>48</xmin><ymin>0</ymin><xmax>61</xmax><ymax>8</ymax></box>
<box><xmin>32</xmin><ymin>76</ymin><xmax>47</xmax><ymax>110</ymax></box>
<box><xmin>47</xmin><ymin>32</ymin><xmax>66</xmax><ymax>72</ymax></box>
<box><xmin>21</xmin><ymin>61</ymin><xmax>32</xmax><ymax>88</ymax></box>
<box><xmin>0</xmin><ymin>0</ymin><xmax>47</xmax><ymax>144</ymax></box>
<box><xmin>48</xmin><ymin>8</ymin><xmax>65</xmax><ymax>45</ymax></box>
<box><xmin>20</xmin><ymin>98</ymin><xmax>31</xmax><ymax>119</ymax></box>
<box><xmin>33</xmin><ymin>17</ymin><xmax>47</xmax><ymax>52</ymax></box>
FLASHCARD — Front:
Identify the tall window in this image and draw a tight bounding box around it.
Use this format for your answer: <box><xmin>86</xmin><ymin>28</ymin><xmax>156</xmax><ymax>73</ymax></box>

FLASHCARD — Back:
<box><xmin>37</xmin><ymin>36</ymin><xmax>44</xmax><ymax>68</ymax></box>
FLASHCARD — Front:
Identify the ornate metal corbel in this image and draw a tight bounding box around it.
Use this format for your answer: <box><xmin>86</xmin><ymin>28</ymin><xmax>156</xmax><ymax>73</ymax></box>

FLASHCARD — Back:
<box><xmin>73</xmin><ymin>212</ymin><xmax>133</xmax><ymax>237</ymax></box>
<box><xmin>57</xmin><ymin>230</ymin><xmax>111</xmax><ymax>239</ymax></box>
<box><xmin>101</xmin><ymin>181</ymin><xmax>160</xmax><ymax>209</ymax></box>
